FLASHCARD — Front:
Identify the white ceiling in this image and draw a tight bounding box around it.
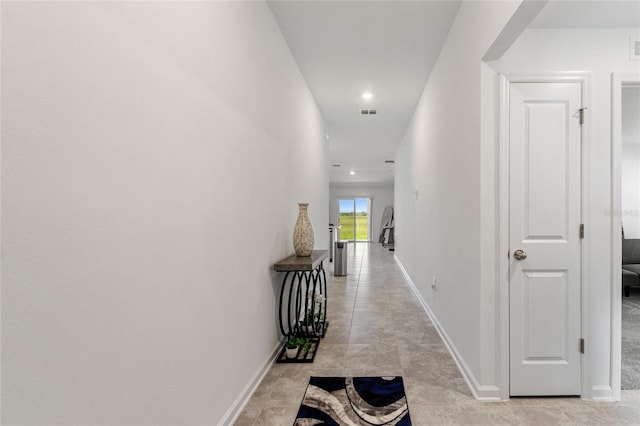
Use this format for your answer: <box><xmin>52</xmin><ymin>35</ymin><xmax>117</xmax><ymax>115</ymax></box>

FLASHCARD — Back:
<box><xmin>529</xmin><ymin>0</ymin><xmax>640</xmax><ymax>28</ymax></box>
<box><xmin>269</xmin><ymin>0</ymin><xmax>640</xmax><ymax>186</ymax></box>
<box><xmin>268</xmin><ymin>1</ymin><xmax>461</xmax><ymax>185</ymax></box>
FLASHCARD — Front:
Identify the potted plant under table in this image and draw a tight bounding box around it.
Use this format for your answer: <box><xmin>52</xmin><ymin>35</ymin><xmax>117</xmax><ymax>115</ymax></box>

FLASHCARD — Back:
<box><xmin>285</xmin><ymin>336</ymin><xmax>303</xmax><ymax>359</ymax></box>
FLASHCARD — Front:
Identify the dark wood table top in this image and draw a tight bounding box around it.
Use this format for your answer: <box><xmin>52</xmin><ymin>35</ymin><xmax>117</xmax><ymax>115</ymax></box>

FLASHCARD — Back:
<box><xmin>274</xmin><ymin>250</ymin><xmax>328</xmax><ymax>272</ymax></box>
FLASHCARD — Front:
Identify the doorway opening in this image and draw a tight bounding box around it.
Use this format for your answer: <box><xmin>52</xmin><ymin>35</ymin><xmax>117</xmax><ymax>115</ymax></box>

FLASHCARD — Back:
<box><xmin>616</xmin><ymin>78</ymin><xmax>640</xmax><ymax>393</ymax></box>
<box><xmin>338</xmin><ymin>198</ymin><xmax>371</xmax><ymax>242</ymax></box>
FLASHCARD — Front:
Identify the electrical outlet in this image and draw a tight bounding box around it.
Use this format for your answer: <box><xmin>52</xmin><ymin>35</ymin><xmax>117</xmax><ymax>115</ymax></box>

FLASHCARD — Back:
<box><xmin>432</xmin><ymin>276</ymin><xmax>437</xmax><ymax>289</ymax></box>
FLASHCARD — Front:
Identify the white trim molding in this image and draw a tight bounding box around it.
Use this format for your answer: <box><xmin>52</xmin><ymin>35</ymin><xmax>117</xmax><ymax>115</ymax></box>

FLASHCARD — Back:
<box><xmin>218</xmin><ymin>341</ymin><xmax>282</xmax><ymax>425</ymax></box>
<box><xmin>611</xmin><ymin>72</ymin><xmax>640</xmax><ymax>403</ymax></box>
<box><xmin>394</xmin><ymin>255</ymin><xmax>501</xmax><ymax>401</ymax></box>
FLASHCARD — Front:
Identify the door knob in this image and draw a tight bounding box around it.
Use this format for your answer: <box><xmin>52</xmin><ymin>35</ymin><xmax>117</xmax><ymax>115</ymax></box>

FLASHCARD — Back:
<box><xmin>514</xmin><ymin>249</ymin><xmax>527</xmax><ymax>260</ymax></box>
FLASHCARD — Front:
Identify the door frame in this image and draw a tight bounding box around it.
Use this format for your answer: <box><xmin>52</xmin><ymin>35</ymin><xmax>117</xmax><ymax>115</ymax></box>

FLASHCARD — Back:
<box><xmin>498</xmin><ymin>73</ymin><xmax>591</xmax><ymax>400</ymax></box>
<box><xmin>611</xmin><ymin>72</ymin><xmax>640</xmax><ymax>401</ymax></box>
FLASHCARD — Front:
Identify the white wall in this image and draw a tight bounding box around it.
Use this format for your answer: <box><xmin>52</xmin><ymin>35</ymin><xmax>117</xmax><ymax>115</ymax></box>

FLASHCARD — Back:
<box><xmin>329</xmin><ymin>184</ymin><xmax>393</xmax><ymax>243</ymax></box>
<box><xmin>394</xmin><ymin>1</ymin><xmax>521</xmax><ymax>398</ymax></box>
<box><xmin>395</xmin><ymin>2</ymin><xmax>640</xmax><ymax>400</ymax></box>
<box><xmin>622</xmin><ymin>87</ymin><xmax>640</xmax><ymax>238</ymax></box>
<box><xmin>493</xmin><ymin>27</ymin><xmax>640</xmax><ymax>399</ymax></box>
<box><xmin>1</xmin><ymin>2</ymin><xmax>328</xmax><ymax>424</ymax></box>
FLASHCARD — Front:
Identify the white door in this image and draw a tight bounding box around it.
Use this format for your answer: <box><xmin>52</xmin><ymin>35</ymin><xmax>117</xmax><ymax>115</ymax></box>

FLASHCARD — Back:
<box><xmin>509</xmin><ymin>81</ymin><xmax>582</xmax><ymax>396</ymax></box>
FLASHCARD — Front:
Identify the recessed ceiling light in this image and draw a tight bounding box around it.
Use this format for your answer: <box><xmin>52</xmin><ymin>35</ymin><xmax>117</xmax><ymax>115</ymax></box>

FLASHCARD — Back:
<box><xmin>362</xmin><ymin>92</ymin><xmax>373</xmax><ymax>100</ymax></box>
<box><xmin>350</xmin><ymin>171</ymin><xmax>356</xmax><ymax>175</ymax></box>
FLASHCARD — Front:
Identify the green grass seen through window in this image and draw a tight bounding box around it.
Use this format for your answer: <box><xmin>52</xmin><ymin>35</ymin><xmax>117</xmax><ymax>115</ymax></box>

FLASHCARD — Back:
<box><xmin>339</xmin><ymin>215</ymin><xmax>368</xmax><ymax>240</ymax></box>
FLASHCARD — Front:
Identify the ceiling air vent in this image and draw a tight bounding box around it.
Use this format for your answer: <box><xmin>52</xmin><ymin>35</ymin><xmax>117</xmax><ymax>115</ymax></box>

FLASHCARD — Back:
<box><xmin>385</xmin><ymin>160</ymin><xmax>395</xmax><ymax>164</ymax></box>
<box><xmin>360</xmin><ymin>109</ymin><xmax>377</xmax><ymax>115</ymax></box>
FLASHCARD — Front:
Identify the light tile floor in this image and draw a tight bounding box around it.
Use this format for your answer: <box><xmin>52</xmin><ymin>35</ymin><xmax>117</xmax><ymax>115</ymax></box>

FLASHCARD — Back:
<box><xmin>235</xmin><ymin>243</ymin><xmax>640</xmax><ymax>425</ymax></box>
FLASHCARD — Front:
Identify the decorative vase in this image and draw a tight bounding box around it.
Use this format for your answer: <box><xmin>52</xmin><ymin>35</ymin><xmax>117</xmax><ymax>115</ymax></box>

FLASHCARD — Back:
<box><xmin>293</xmin><ymin>203</ymin><xmax>315</xmax><ymax>257</ymax></box>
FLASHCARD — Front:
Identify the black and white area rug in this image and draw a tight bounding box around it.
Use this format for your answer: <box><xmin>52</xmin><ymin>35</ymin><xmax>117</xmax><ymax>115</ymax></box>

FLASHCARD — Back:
<box><xmin>294</xmin><ymin>376</ymin><xmax>411</xmax><ymax>425</ymax></box>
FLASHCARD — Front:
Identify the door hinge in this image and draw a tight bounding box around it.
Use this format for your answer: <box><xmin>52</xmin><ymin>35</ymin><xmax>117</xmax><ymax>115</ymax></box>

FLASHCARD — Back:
<box><xmin>580</xmin><ymin>338</ymin><xmax>585</xmax><ymax>354</ymax></box>
<box><xmin>579</xmin><ymin>107</ymin><xmax>587</xmax><ymax>125</ymax></box>
<box><xmin>579</xmin><ymin>224</ymin><xmax>584</xmax><ymax>239</ymax></box>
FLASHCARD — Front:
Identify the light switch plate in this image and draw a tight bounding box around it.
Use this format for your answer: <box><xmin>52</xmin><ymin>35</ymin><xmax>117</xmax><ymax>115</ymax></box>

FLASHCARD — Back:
<box><xmin>630</xmin><ymin>38</ymin><xmax>640</xmax><ymax>60</ymax></box>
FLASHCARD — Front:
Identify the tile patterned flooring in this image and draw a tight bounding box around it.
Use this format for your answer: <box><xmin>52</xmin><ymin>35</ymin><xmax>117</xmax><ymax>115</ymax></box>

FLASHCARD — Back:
<box><xmin>235</xmin><ymin>243</ymin><xmax>640</xmax><ymax>425</ymax></box>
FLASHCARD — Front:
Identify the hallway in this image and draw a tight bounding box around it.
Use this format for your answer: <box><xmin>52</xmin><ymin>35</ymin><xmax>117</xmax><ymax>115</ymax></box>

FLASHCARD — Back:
<box><xmin>235</xmin><ymin>243</ymin><xmax>640</xmax><ymax>425</ymax></box>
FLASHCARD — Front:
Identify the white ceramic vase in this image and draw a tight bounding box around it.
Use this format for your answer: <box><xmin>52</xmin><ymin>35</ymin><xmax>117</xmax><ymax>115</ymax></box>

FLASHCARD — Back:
<box><xmin>286</xmin><ymin>346</ymin><xmax>299</xmax><ymax>359</ymax></box>
<box><xmin>293</xmin><ymin>203</ymin><xmax>314</xmax><ymax>257</ymax></box>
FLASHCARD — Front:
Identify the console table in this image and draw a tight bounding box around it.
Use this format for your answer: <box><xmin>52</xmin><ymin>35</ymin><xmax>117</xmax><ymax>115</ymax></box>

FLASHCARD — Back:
<box><xmin>273</xmin><ymin>250</ymin><xmax>328</xmax><ymax>339</ymax></box>
<box><xmin>273</xmin><ymin>250</ymin><xmax>328</xmax><ymax>363</ymax></box>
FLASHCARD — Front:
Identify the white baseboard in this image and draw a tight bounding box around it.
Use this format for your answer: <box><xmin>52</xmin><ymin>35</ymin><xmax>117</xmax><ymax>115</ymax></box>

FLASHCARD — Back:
<box><xmin>218</xmin><ymin>341</ymin><xmax>282</xmax><ymax>425</ymax></box>
<box><xmin>590</xmin><ymin>385</ymin><xmax>614</xmax><ymax>402</ymax></box>
<box><xmin>393</xmin><ymin>255</ymin><xmax>503</xmax><ymax>401</ymax></box>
